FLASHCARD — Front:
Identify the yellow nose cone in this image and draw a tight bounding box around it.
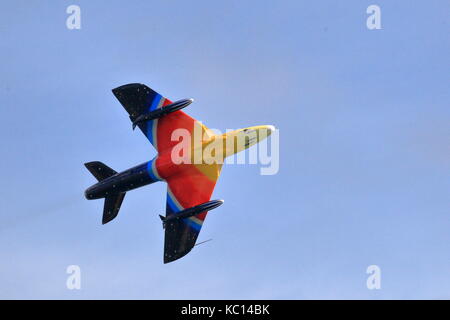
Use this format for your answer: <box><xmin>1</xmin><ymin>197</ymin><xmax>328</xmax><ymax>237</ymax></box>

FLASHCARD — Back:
<box><xmin>243</xmin><ymin>125</ymin><xmax>275</xmax><ymax>143</ymax></box>
<box><xmin>221</xmin><ymin>125</ymin><xmax>275</xmax><ymax>157</ymax></box>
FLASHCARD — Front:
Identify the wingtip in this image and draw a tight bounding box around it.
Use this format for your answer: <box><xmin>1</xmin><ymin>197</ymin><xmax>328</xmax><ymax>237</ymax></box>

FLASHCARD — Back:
<box><xmin>102</xmin><ymin>215</ymin><xmax>113</xmax><ymax>225</ymax></box>
<box><xmin>102</xmin><ymin>217</ymin><xmax>115</xmax><ymax>225</ymax></box>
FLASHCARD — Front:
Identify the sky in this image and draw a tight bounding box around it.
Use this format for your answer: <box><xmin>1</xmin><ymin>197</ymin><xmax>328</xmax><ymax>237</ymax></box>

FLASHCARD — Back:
<box><xmin>0</xmin><ymin>1</ymin><xmax>449</xmax><ymax>299</ymax></box>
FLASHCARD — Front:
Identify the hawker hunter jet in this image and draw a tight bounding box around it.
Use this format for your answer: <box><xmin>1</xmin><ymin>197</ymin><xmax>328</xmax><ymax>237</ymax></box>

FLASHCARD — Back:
<box><xmin>84</xmin><ymin>83</ymin><xmax>274</xmax><ymax>263</ymax></box>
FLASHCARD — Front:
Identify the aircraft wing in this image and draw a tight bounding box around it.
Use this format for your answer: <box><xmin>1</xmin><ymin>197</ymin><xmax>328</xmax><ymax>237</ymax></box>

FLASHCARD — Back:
<box><xmin>163</xmin><ymin>162</ymin><xmax>222</xmax><ymax>263</ymax></box>
<box><xmin>112</xmin><ymin>83</ymin><xmax>212</xmax><ymax>151</ymax></box>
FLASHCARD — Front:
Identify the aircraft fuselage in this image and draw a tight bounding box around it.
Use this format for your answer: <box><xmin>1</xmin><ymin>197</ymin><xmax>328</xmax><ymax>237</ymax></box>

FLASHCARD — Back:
<box><xmin>84</xmin><ymin>125</ymin><xmax>274</xmax><ymax>200</ymax></box>
<box><xmin>84</xmin><ymin>161</ymin><xmax>159</xmax><ymax>199</ymax></box>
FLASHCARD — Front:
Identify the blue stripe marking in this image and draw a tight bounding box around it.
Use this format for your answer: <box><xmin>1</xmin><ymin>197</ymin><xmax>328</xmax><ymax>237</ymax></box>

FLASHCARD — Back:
<box><xmin>149</xmin><ymin>94</ymin><xmax>162</xmax><ymax>111</ymax></box>
<box><xmin>146</xmin><ymin>159</ymin><xmax>160</xmax><ymax>182</ymax></box>
<box><xmin>183</xmin><ymin>218</ymin><xmax>202</xmax><ymax>231</ymax></box>
<box><xmin>167</xmin><ymin>193</ymin><xmax>181</xmax><ymax>213</ymax></box>
<box><xmin>146</xmin><ymin>120</ymin><xmax>154</xmax><ymax>145</ymax></box>
<box><xmin>165</xmin><ymin>184</ymin><xmax>203</xmax><ymax>232</ymax></box>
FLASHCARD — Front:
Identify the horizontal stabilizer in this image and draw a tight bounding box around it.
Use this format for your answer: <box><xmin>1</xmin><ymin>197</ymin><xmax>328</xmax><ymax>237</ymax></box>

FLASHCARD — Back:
<box><xmin>85</xmin><ymin>161</ymin><xmax>117</xmax><ymax>181</ymax></box>
<box><xmin>103</xmin><ymin>192</ymin><xmax>126</xmax><ymax>224</ymax></box>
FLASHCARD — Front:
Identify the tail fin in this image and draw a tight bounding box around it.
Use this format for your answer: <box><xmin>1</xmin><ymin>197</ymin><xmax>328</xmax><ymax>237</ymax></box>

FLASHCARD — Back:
<box><xmin>84</xmin><ymin>161</ymin><xmax>117</xmax><ymax>181</ymax></box>
<box><xmin>103</xmin><ymin>193</ymin><xmax>126</xmax><ymax>224</ymax></box>
<box><xmin>84</xmin><ymin>162</ymin><xmax>124</xmax><ymax>224</ymax></box>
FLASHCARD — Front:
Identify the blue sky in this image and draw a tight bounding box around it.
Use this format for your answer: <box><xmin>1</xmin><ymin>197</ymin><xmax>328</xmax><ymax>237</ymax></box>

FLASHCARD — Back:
<box><xmin>0</xmin><ymin>1</ymin><xmax>449</xmax><ymax>299</ymax></box>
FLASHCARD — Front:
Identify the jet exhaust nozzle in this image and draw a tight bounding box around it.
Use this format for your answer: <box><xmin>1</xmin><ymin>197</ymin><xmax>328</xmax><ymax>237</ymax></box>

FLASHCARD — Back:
<box><xmin>132</xmin><ymin>98</ymin><xmax>193</xmax><ymax>130</ymax></box>
<box><xmin>159</xmin><ymin>199</ymin><xmax>224</xmax><ymax>228</ymax></box>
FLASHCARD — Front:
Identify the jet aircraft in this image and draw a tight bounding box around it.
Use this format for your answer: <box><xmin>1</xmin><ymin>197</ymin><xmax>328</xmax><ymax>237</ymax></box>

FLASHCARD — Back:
<box><xmin>85</xmin><ymin>83</ymin><xmax>274</xmax><ymax>263</ymax></box>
